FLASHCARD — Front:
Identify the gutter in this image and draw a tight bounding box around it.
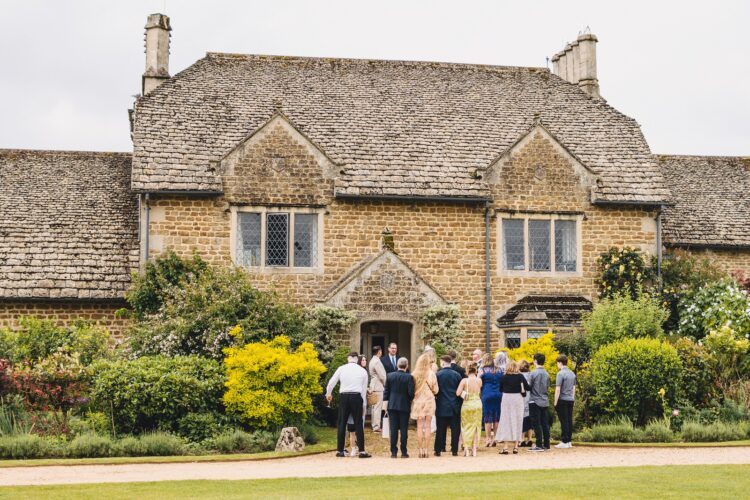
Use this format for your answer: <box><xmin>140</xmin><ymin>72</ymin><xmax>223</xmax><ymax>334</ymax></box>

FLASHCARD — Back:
<box><xmin>484</xmin><ymin>201</ymin><xmax>492</xmax><ymax>353</ymax></box>
<box><xmin>656</xmin><ymin>206</ymin><xmax>663</xmax><ymax>288</ymax></box>
<box><xmin>144</xmin><ymin>193</ymin><xmax>151</xmax><ymax>265</ymax></box>
<box><xmin>335</xmin><ymin>193</ymin><xmax>491</xmax><ymax>204</ymax></box>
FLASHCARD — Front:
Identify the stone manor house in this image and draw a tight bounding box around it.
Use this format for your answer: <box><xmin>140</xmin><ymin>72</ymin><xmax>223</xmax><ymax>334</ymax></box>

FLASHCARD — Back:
<box><xmin>1</xmin><ymin>14</ymin><xmax>748</xmax><ymax>361</ymax></box>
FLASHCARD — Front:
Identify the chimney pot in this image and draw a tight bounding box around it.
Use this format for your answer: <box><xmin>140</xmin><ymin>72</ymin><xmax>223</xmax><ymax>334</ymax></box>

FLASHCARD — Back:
<box><xmin>576</xmin><ymin>33</ymin><xmax>600</xmax><ymax>98</ymax></box>
<box><xmin>142</xmin><ymin>13</ymin><xmax>171</xmax><ymax>95</ymax></box>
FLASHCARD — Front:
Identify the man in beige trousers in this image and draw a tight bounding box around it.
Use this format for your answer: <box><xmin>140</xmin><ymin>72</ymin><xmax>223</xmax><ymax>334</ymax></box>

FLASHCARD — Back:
<box><xmin>368</xmin><ymin>345</ymin><xmax>387</xmax><ymax>432</ymax></box>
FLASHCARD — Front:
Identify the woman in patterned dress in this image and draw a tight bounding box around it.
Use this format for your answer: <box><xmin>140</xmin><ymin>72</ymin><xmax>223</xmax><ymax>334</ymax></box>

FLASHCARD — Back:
<box><xmin>411</xmin><ymin>353</ymin><xmax>439</xmax><ymax>458</ymax></box>
<box><xmin>456</xmin><ymin>362</ymin><xmax>483</xmax><ymax>457</ymax></box>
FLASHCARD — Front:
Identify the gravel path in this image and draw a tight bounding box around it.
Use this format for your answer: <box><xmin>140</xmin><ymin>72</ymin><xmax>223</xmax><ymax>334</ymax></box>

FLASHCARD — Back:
<box><xmin>1</xmin><ymin>446</ymin><xmax>749</xmax><ymax>486</ymax></box>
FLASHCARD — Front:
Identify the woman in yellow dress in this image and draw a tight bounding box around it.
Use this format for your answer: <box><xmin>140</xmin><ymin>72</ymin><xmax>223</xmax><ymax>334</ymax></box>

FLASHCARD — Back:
<box><xmin>456</xmin><ymin>362</ymin><xmax>483</xmax><ymax>456</ymax></box>
<box><xmin>411</xmin><ymin>353</ymin><xmax>439</xmax><ymax>458</ymax></box>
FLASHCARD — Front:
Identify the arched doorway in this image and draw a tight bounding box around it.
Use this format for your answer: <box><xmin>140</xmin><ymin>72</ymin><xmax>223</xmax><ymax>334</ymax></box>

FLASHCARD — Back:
<box><xmin>359</xmin><ymin>320</ymin><xmax>414</xmax><ymax>365</ymax></box>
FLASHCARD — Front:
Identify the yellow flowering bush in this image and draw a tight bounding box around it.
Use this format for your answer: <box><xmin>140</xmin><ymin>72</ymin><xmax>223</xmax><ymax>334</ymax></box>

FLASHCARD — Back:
<box><xmin>498</xmin><ymin>333</ymin><xmax>560</xmax><ymax>379</ymax></box>
<box><xmin>222</xmin><ymin>336</ymin><xmax>326</xmax><ymax>428</ymax></box>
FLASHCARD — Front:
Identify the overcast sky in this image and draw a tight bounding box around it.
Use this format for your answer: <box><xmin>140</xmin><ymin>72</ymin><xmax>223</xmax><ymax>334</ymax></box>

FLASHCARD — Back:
<box><xmin>1</xmin><ymin>0</ymin><xmax>747</xmax><ymax>155</ymax></box>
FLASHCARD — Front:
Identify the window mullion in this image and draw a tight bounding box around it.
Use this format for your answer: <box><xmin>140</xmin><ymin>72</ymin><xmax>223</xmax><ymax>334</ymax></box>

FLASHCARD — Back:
<box><xmin>289</xmin><ymin>212</ymin><xmax>295</xmax><ymax>268</ymax></box>
<box><xmin>260</xmin><ymin>209</ymin><xmax>267</xmax><ymax>269</ymax></box>
<box><xmin>551</xmin><ymin>218</ymin><xmax>556</xmax><ymax>273</ymax></box>
<box><xmin>523</xmin><ymin>218</ymin><xmax>530</xmax><ymax>271</ymax></box>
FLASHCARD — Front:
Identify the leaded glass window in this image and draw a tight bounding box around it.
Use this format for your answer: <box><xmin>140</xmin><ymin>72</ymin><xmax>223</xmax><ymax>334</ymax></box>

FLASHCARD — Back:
<box><xmin>505</xmin><ymin>330</ymin><xmax>521</xmax><ymax>349</ymax></box>
<box><xmin>555</xmin><ymin>219</ymin><xmax>577</xmax><ymax>272</ymax></box>
<box><xmin>527</xmin><ymin>329</ymin><xmax>548</xmax><ymax>340</ymax></box>
<box><xmin>237</xmin><ymin>212</ymin><xmax>261</xmax><ymax>267</ymax></box>
<box><xmin>503</xmin><ymin>219</ymin><xmax>525</xmax><ymax>270</ymax></box>
<box><xmin>528</xmin><ymin>219</ymin><xmax>551</xmax><ymax>271</ymax></box>
<box><xmin>266</xmin><ymin>213</ymin><xmax>289</xmax><ymax>266</ymax></box>
<box><xmin>293</xmin><ymin>214</ymin><xmax>317</xmax><ymax>267</ymax></box>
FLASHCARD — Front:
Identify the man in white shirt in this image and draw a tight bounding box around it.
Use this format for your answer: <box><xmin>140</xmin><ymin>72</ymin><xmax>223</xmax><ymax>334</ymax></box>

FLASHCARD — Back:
<box><xmin>326</xmin><ymin>351</ymin><xmax>371</xmax><ymax>458</ymax></box>
<box><xmin>368</xmin><ymin>346</ymin><xmax>387</xmax><ymax>432</ymax></box>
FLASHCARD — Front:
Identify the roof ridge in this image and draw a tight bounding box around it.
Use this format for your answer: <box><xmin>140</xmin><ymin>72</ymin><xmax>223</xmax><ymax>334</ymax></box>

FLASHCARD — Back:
<box><xmin>205</xmin><ymin>51</ymin><xmax>549</xmax><ymax>73</ymax></box>
<box><xmin>656</xmin><ymin>153</ymin><xmax>750</xmax><ymax>160</ymax></box>
<box><xmin>0</xmin><ymin>148</ymin><xmax>131</xmax><ymax>157</ymax></box>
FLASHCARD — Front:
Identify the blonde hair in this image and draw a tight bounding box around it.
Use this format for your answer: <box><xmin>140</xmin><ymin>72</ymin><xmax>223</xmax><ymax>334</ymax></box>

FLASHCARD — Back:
<box><xmin>481</xmin><ymin>353</ymin><xmax>494</xmax><ymax>369</ymax></box>
<box><xmin>505</xmin><ymin>360</ymin><xmax>520</xmax><ymax>375</ymax></box>
<box><xmin>412</xmin><ymin>353</ymin><xmax>433</xmax><ymax>392</ymax></box>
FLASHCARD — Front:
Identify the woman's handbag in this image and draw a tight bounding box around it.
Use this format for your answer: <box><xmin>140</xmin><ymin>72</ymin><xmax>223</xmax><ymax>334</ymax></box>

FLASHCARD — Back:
<box><xmin>367</xmin><ymin>379</ymin><xmax>379</xmax><ymax>406</ymax></box>
<box><xmin>381</xmin><ymin>413</ymin><xmax>390</xmax><ymax>439</ymax></box>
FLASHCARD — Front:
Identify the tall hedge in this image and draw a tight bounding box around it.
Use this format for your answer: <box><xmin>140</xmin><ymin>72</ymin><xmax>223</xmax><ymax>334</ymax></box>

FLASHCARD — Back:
<box><xmin>588</xmin><ymin>338</ymin><xmax>682</xmax><ymax>426</ymax></box>
<box><xmin>90</xmin><ymin>356</ymin><xmax>225</xmax><ymax>434</ymax></box>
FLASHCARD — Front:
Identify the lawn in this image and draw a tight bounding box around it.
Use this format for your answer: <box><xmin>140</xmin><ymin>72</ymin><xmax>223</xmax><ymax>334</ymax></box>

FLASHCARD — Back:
<box><xmin>0</xmin><ymin>427</ymin><xmax>337</xmax><ymax>468</ymax></box>
<box><xmin>1</xmin><ymin>464</ymin><xmax>748</xmax><ymax>499</ymax></box>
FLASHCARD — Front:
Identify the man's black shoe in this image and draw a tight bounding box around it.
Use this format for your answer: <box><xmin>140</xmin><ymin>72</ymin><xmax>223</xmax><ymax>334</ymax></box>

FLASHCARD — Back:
<box><xmin>391</xmin><ymin>454</ymin><xmax>398</xmax><ymax>458</ymax></box>
<box><xmin>452</xmin><ymin>451</ymin><xmax>458</xmax><ymax>456</ymax></box>
<box><xmin>434</xmin><ymin>451</ymin><xmax>441</xmax><ymax>457</ymax></box>
<box><xmin>358</xmin><ymin>452</ymin><xmax>372</xmax><ymax>458</ymax></box>
<box><xmin>401</xmin><ymin>453</ymin><xmax>410</xmax><ymax>458</ymax></box>
<box><xmin>335</xmin><ymin>451</ymin><xmax>346</xmax><ymax>457</ymax></box>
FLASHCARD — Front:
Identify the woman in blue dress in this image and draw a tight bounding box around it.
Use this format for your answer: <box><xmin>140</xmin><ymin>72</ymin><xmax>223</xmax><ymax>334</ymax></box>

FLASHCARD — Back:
<box><xmin>480</xmin><ymin>353</ymin><xmax>503</xmax><ymax>446</ymax></box>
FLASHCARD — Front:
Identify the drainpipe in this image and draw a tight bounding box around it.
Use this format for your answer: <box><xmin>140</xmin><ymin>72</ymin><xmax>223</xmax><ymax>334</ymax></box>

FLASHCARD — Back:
<box><xmin>144</xmin><ymin>193</ymin><xmax>151</xmax><ymax>264</ymax></box>
<box><xmin>656</xmin><ymin>206</ymin><xmax>663</xmax><ymax>290</ymax></box>
<box><xmin>484</xmin><ymin>202</ymin><xmax>492</xmax><ymax>353</ymax></box>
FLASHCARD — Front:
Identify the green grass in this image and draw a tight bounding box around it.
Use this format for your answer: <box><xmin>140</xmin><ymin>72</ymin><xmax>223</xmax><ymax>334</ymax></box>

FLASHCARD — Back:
<box><xmin>572</xmin><ymin>439</ymin><xmax>750</xmax><ymax>448</ymax></box>
<box><xmin>1</xmin><ymin>465</ymin><xmax>748</xmax><ymax>499</ymax></box>
<box><xmin>0</xmin><ymin>427</ymin><xmax>336</xmax><ymax>468</ymax></box>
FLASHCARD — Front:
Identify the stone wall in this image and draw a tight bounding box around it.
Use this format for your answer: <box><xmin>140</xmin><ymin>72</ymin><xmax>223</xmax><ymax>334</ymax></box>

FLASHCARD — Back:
<box><xmin>144</xmin><ymin>123</ymin><xmax>660</xmax><ymax>352</ymax></box>
<box><xmin>674</xmin><ymin>247</ymin><xmax>750</xmax><ymax>278</ymax></box>
<box><xmin>0</xmin><ymin>300</ymin><xmax>129</xmax><ymax>338</ymax></box>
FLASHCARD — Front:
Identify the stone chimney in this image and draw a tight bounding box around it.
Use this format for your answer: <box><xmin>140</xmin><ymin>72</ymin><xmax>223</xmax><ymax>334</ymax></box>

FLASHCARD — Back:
<box><xmin>142</xmin><ymin>13</ymin><xmax>171</xmax><ymax>95</ymax></box>
<box><xmin>551</xmin><ymin>31</ymin><xmax>600</xmax><ymax>99</ymax></box>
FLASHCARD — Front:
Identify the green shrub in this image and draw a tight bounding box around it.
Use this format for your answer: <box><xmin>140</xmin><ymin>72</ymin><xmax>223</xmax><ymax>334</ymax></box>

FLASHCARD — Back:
<box><xmin>420</xmin><ymin>305</ymin><xmax>465</xmax><ymax>355</ymax></box>
<box><xmin>0</xmin><ymin>395</ymin><xmax>32</xmax><ymax>436</ymax></box>
<box><xmin>119</xmin><ymin>436</ymin><xmax>145</xmax><ymax>456</ymax></box>
<box><xmin>69</xmin><ymin>412</ymin><xmax>112</xmax><ymax>438</ymax></box>
<box><xmin>296</xmin><ymin>422</ymin><xmax>319</xmax><ymax>445</ymax></box>
<box><xmin>302</xmin><ymin>306</ymin><xmax>355</xmax><ymax>366</ymax></box>
<box><xmin>681</xmin><ymin>420</ymin><xmax>746</xmax><ymax>442</ymax></box>
<box><xmin>67</xmin><ymin>433</ymin><xmax>117</xmax><ymax>458</ymax></box>
<box><xmin>673</xmin><ymin>337</ymin><xmax>716</xmax><ymax>407</ymax></box>
<box><xmin>223</xmin><ymin>336</ymin><xmax>326</xmax><ymax>429</ymax></box>
<box><xmin>657</xmin><ymin>250</ymin><xmax>726</xmax><ymax>333</ymax></box>
<box><xmin>0</xmin><ymin>434</ymin><xmax>50</xmax><ymax>459</ymax></box>
<box><xmin>124</xmin><ymin>250</ymin><xmax>210</xmax><ymax>320</ymax></box>
<box><xmin>598</xmin><ymin>247</ymin><xmax>654</xmax><ymax>300</ymax></box>
<box><xmin>212</xmin><ymin>429</ymin><xmax>275</xmax><ymax>454</ymax></box>
<box><xmin>126</xmin><ymin>263</ymin><xmax>308</xmax><ymax>360</ymax></box>
<box><xmin>0</xmin><ymin>317</ymin><xmax>109</xmax><ymax>365</ymax></box>
<box><xmin>643</xmin><ymin>420</ymin><xmax>676</xmax><ymax>443</ymax></box>
<box><xmin>138</xmin><ymin>432</ymin><xmax>185</xmax><ymax>456</ymax></box>
<box><xmin>588</xmin><ymin>338</ymin><xmax>682</xmax><ymax>425</ymax></box>
<box><xmin>90</xmin><ymin>355</ymin><xmax>225</xmax><ymax>434</ymax></box>
<box><xmin>554</xmin><ymin>329</ymin><xmax>592</xmax><ymax>367</ymax></box>
<box><xmin>583</xmin><ymin>294</ymin><xmax>667</xmax><ymax>351</ymax></box>
<box><xmin>583</xmin><ymin>417</ymin><xmax>646</xmax><ymax>443</ymax></box>
<box><xmin>677</xmin><ymin>279</ymin><xmax>750</xmax><ymax>340</ymax></box>
<box><xmin>177</xmin><ymin>412</ymin><xmax>224</xmax><ymax>443</ymax></box>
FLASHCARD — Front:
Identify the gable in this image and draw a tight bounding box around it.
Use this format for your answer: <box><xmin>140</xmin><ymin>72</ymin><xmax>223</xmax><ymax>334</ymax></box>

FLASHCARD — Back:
<box><xmin>485</xmin><ymin>124</ymin><xmax>597</xmax><ymax>210</ymax></box>
<box><xmin>131</xmin><ymin>53</ymin><xmax>671</xmax><ymax>204</ymax></box>
<box><xmin>219</xmin><ymin>113</ymin><xmax>338</xmax><ymax>205</ymax></box>
<box><xmin>320</xmin><ymin>250</ymin><xmax>446</xmax><ymax>315</ymax></box>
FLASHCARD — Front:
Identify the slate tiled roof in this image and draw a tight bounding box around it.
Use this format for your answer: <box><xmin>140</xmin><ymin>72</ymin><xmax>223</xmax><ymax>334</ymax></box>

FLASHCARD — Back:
<box><xmin>496</xmin><ymin>295</ymin><xmax>592</xmax><ymax>328</ymax></box>
<box><xmin>132</xmin><ymin>53</ymin><xmax>671</xmax><ymax>204</ymax></box>
<box><xmin>0</xmin><ymin>150</ymin><xmax>139</xmax><ymax>299</ymax></box>
<box><xmin>657</xmin><ymin>155</ymin><xmax>750</xmax><ymax>249</ymax></box>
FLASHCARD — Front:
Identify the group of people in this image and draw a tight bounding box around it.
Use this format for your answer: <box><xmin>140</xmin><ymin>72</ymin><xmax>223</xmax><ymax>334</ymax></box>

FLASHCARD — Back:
<box><xmin>325</xmin><ymin>342</ymin><xmax>577</xmax><ymax>459</ymax></box>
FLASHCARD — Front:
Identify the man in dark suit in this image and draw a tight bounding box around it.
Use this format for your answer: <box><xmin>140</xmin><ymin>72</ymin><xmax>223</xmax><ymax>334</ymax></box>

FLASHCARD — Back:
<box><xmin>381</xmin><ymin>342</ymin><xmax>399</xmax><ymax>374</ymax></box>
<box><xmin>448</xmin><ymin>350</ymin><xmax>466</xmax><ymax>378</ymax></box>
<box><xmin>383</xmin><ymin>357</ymin><xmax>414</xmax><ymax>458</ymax></box>
<box><xmin>435</xmin><ymin>355</ymin><xmax>463</xmax><ymax>456</ymax></box>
